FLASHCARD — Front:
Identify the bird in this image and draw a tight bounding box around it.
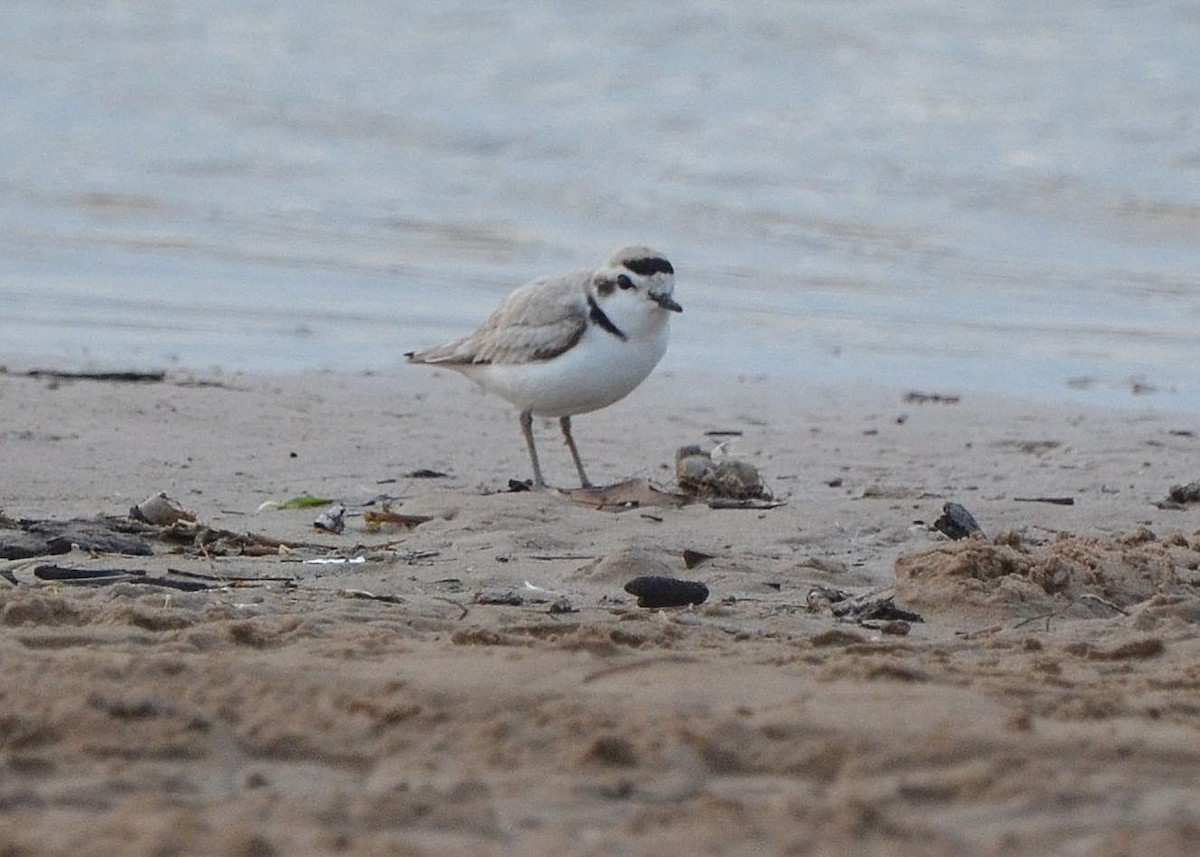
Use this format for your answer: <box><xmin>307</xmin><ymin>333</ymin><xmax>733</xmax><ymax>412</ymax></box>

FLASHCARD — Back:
<box><xmin>405</xmin><ymin>246</ymin><xmax>682</xmax><ymax>488</ymax></box>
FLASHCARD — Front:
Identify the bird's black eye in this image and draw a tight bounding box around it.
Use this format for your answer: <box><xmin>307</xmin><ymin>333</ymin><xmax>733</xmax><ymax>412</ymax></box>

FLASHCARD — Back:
<box><xmin>617</xmin><ymin>274</ymin><xmax>634</xmax><ymax>290</ymax></box>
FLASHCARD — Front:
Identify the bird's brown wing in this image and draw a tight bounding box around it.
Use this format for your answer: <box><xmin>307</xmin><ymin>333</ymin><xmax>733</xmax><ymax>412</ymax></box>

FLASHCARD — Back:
<box><xmin>406</xmin><ymin>272</ymin><xmax>590</xmax><ymax>366</ymax></box>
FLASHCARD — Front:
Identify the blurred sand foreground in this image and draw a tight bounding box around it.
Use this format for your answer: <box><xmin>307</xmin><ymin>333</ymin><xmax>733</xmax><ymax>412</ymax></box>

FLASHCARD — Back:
<box><xmin>1</xmin><ymin>367</ymin><xmax>1199</xmax><ymax>856</ymax></box>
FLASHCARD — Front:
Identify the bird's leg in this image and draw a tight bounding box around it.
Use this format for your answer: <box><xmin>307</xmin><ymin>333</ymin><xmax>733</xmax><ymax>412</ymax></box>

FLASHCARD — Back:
<box><xmin>560</xmin><ymin>416</ymin><xmax>593</xmax><ymax>488</ymax></box>
<box><xmin>520</xmin><ymin>410</ymin><xmax>545</xmax><ymax>488</ymax></box>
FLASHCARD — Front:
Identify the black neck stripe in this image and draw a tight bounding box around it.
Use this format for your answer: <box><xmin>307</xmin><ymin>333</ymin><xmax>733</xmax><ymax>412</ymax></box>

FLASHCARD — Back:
<box><xmin>588</xmin><ymin>295</ymin><xmax>627</xmax><ymax>341</ymax></box>
<box><xmin>624</xmin><ymin>257</ymin><xmax>674</xmax><ymax>277</ymax></box>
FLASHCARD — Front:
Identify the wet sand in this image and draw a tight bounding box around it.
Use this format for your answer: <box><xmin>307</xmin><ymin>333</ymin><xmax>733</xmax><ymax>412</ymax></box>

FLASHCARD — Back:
<box><xmin>2</xmin><ymin>367</ymin><xmax>1199</xmax><ymax>855</ymax></box>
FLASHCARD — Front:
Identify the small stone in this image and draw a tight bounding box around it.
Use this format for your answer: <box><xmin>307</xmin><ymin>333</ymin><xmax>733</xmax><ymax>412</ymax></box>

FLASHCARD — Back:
<box><xmin>623</xmin><ymin>576</ymin><xmax>709</xmax><ymax>608</ymax></box>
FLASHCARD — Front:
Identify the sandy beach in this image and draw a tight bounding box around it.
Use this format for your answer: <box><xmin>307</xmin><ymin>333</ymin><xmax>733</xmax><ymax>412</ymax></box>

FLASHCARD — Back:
<box><xmin>2</xmin><ymin>365</ymin><xmax>1199</xmax><ymax>855</ymax></box>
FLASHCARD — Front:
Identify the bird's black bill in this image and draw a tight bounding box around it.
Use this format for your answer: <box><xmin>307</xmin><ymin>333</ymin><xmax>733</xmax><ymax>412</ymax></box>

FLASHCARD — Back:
<box><xmin>650</xmin><ymin>292</ymin><xmax>683</xmax><ymax>312</ymax></box>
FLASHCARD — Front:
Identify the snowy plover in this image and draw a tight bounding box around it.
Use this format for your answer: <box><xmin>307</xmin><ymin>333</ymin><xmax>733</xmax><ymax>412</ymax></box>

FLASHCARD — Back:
<box><xmin>406</xmin><ymin>246</ymin><xmax>681</xmax><ymax>488</ymax></box>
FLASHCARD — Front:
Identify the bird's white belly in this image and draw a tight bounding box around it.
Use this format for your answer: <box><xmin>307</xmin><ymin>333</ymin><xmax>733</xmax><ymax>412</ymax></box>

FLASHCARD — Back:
<box><xmin>463</xmin><ymin>325</ymin><xmax>668</xmax><ymax>417</ymax></box>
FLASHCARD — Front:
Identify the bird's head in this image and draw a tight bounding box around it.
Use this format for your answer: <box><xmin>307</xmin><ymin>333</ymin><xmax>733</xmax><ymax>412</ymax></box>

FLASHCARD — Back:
<box><xmin>590</xmin><ymin>246</ymin><xmax>682</xmax><ymax>334</ymax></box>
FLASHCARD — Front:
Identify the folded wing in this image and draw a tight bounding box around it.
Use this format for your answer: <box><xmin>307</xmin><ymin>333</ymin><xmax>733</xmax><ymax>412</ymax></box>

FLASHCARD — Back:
<box><xmin>406</xmin><ymin>272</ymin><xmax>590</xmax><ymax>366</ymax></box>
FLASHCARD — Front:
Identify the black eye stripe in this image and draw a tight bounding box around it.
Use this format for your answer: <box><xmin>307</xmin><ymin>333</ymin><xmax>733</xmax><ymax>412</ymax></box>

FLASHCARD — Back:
<box><xmin>624</xmin><ymin>257</ymin><xmax>673</xmax><ymax>277</ymax></box>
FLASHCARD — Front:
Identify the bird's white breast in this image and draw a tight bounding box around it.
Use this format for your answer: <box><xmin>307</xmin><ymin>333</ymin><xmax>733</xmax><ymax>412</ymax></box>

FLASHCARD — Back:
<box><xmin>461</xmin><ymin>318</ymin><xmax>669</xmax><ymax>418</ymax></box>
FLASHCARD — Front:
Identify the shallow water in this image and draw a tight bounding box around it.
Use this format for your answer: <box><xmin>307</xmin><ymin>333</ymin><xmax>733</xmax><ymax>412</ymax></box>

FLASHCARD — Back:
<box><xmin>2</xmin><ymin>2</ymin><xmax>1198</xmax><ymax>409</ymax></box>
